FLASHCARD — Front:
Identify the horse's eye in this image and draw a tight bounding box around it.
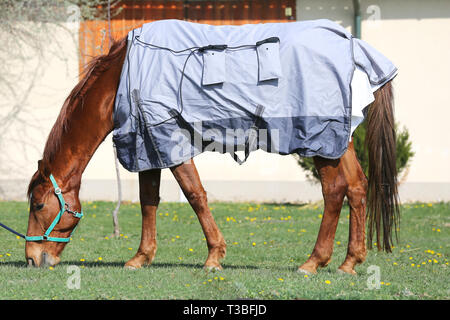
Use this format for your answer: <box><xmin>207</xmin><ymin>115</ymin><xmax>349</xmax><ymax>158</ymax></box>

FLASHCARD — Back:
<box><xmin>35</xmin><ymin>203</ymin><xmax>45</xmax><ymax>211</ymax></box>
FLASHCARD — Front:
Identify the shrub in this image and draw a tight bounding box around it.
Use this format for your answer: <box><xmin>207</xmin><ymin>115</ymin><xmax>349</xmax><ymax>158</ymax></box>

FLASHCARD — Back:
<box><xmin>294</xmin><ymin>122</ymin><xmax>414</xmax><ymax>183</ymax></box>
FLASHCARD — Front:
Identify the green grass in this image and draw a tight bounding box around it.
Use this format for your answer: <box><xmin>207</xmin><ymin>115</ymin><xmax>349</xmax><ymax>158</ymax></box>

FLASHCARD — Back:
<box><xmin>0</xmin><ymin>201</ymin><xmax>448</xmax><ymax>300</ymax></box>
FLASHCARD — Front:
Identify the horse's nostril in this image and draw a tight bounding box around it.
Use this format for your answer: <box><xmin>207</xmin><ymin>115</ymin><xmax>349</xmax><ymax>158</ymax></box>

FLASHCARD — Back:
<box><xmin>27</xmin><ymin>258</ymin><xmax>35</xmax><ymax>268</ymax></box>
<box><xmin>41</xmin><ymin>252</ymin><xmax>49</xmax><ymax>266</ymax></box>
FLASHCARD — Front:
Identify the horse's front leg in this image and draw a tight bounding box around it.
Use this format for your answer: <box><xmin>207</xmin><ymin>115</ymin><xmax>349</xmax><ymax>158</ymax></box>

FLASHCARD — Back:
<box><xmin>171</xmin><ymin>160</ymin><xmax>226</xmax><ymax>271</ymax></box>
<box><xmin>125</xmin><ymin>169</ymin><xmax>161</xmax><ymax>269</ymax></box>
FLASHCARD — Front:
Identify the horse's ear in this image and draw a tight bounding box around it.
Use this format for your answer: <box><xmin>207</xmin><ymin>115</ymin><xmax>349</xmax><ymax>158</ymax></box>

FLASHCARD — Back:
<box><xmin>37</xmin><ymin>160</ymin><xmax>50</xmax><ymax>178</ymax></box>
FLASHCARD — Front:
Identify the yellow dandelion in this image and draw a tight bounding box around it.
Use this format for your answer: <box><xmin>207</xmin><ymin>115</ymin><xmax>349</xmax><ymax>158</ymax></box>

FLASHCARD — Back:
<box><xmin>189</xmin><ymin>248</ymin><xmax>194</xmax><ymax>252</ymax></box>
<box><xmin>252</xmin><ymin>242</ymin><xmax>256</xmax><ymax>246</ymax></box>
<box><xmin>49</xmin><ymin>266</ymin><xmax>54</xmax><ymax>270</ymax></box>
<box><xmin>128</xmin><ymin>247</ymin><xmax>133</xmax><ymax>250</ymax></box>
<box><xmin>98</xmin><ymin>257</ymin><xmax>103</xmax><ymax>261</ymax></box>
<box><xmin>278</xmin><ymin>278</ymin><xmax>284</xmax><ymax>282</ymax></box>
<box><xmin>80</xmin><ymin>258</ymin><xmax>85</xmax><ymax>262</ymax></box>
<box><xmin>304</xmin><ymin>275</ymin><xmax>308</xmax><ymax>278</ymax></box>
<box><xmin>325</xmin><ymin>280</ymin><xmax>331</xmax><ymax>284</ymax></box>
<box><xmin>104</xmin><ymin>236</ymin><xmax>109</xmax><ymax>240</ymax></box>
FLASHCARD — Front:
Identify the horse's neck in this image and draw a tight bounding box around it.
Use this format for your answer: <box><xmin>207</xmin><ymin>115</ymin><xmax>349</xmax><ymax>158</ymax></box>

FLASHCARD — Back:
<box><xmin>49</xmin><ymin>47</ymin><xmax>126</xmax><ymax>190</ymax></box>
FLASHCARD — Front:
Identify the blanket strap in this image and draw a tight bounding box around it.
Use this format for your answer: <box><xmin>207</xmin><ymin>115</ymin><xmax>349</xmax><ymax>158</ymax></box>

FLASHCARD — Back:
<box><xmin>231</xmin><ymin>105</ymin><xmax>265</xmax><ymax>165</ymax></box>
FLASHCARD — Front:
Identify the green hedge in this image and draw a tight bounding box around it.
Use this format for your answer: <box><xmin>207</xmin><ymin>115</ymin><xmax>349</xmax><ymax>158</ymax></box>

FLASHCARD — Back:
<box><xmin>294</xmin><ymin>122</ymin><xmax>414</xmax><ymax>183</ymax></box>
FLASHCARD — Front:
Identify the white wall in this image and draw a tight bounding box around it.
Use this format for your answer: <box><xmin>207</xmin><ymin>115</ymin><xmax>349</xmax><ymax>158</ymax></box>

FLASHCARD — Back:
<box><xmin>2</xmin><ymin>1</ymin><xmax>450</xmax><ymax>202</ymax></box>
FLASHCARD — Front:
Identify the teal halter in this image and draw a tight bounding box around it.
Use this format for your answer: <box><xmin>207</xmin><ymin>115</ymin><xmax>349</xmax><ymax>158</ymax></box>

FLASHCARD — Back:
<box><xmin>25</xmin><ymin>174</ymin><xmax>84</xmax><ymax>243</ymax></box>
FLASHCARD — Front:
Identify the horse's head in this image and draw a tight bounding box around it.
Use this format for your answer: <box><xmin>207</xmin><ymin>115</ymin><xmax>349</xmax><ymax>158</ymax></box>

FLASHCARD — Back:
<box><xmin>25</xmin><ymin>162</ymin><xmax>83</xmax><ymax>267</ymax></box>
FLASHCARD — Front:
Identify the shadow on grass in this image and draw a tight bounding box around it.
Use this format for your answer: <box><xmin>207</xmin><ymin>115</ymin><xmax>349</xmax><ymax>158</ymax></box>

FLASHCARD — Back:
<box><xmin>1</xmin><ymin>260</ymin><xmax>296</xmax><ymax>271</ymax></box>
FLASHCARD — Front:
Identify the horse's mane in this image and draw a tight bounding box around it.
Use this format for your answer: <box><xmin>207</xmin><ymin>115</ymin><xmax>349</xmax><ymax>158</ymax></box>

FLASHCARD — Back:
<box><xmin>27</xmin><ymin>37</ymin><xmax>127</xmax><ymax>198</ymax></box>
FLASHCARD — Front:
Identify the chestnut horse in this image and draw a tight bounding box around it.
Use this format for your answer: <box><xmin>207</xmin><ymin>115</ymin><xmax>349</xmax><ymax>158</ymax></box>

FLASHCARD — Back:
<box><xmin>25</xmin><ymin>37</ymin><xmax>399</xmax><ymax>275</ymax></box>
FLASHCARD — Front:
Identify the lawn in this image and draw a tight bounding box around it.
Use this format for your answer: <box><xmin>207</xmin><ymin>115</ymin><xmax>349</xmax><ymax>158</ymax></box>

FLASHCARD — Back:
<box><xmin>0</xmin><ymin>201</ymin><xmax>448</xmax><ymax>300</ymax></box>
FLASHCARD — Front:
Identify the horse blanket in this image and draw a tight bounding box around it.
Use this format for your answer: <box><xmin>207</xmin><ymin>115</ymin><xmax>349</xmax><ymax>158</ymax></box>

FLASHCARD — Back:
<box><xmin>113</xmin><ymin>19</ymin><xmax>397</xmax><ymax>172</ymax></box>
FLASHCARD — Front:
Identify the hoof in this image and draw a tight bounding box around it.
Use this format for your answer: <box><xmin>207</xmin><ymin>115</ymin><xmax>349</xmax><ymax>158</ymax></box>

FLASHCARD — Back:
<box><xmin>337</xmin><ymin>267</ymin><xmax>357</xmax><ymax>275</ymax></box>
<box><xmin>124</xmin><ymin>264</ymin><xmax>139</xmax><ymax>270</ymax></box>
<box><xmin>204</xmin><ymin>265</ymin><xmax>222</xmax><ymax>272</ymax></box>
<box><xmin>297</xmin><ymin>267</ymin><xmax>316</xmax><ymax>275</ymax></box>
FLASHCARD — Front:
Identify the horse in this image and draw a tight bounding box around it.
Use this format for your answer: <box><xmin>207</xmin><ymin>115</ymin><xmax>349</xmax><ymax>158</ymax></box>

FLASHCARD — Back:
<box><xmin>25</xmin><ymin>31</ymin><xmax>399</xmax><ymax>275</ymax></box>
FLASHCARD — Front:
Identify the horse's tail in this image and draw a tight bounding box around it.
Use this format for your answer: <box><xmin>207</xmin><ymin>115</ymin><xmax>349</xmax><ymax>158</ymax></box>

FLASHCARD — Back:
<box><xmin>366</xmin><ymin>80</ymin><xmax>400</xmax><ymax>252</ymax></box>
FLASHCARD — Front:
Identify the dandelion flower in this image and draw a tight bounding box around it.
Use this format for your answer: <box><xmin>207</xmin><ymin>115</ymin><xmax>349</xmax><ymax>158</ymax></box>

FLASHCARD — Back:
<box><xmin>325</xmin><ymin>280</ymin><xmax>331</xmax><ymax>284</ymax></box>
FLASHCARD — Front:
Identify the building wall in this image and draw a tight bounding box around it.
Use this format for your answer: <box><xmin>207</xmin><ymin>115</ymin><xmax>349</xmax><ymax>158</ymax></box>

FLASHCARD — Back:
<box><xmin>1</xmin><ymin>0</ymin><xmax>450</xmax><ymax>203</ymax></box>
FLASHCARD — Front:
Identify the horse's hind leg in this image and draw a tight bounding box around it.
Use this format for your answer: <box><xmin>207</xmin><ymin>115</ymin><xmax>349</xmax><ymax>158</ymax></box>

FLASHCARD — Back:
<box><xmin>338</xmin><ymin>141</ymin><xmax>368</xmax><ymax>275</ymax></box>
<box><xmin>171</xmin><ymin>160</ymin><xmax>226</xmax><ymax>270</ymax></box>
<box><xmin>125</xmin><ymin>169</ymin><xmax>161</xmax><ymax>269</ymax></box>
<box><xmin>298</xmin><ymin>156</ymin><xmax>347</xmax><ymax>274</ymax></box>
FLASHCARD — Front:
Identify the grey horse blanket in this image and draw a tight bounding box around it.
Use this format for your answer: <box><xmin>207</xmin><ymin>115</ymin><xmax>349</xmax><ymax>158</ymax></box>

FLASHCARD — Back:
<box><xmin>113</xmin><ymin>19</ymin><xmax>397</xmax><ymax>172</ymax></box>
